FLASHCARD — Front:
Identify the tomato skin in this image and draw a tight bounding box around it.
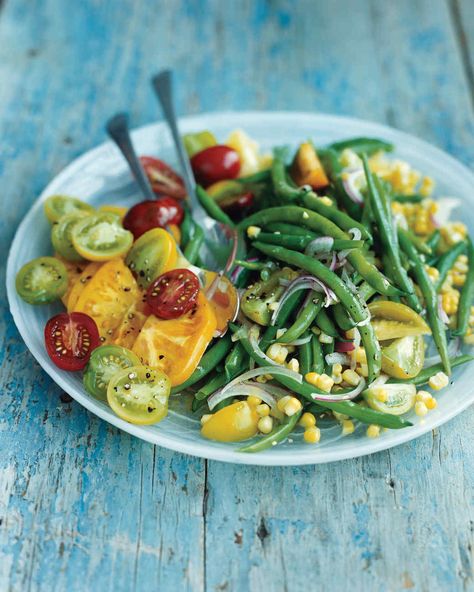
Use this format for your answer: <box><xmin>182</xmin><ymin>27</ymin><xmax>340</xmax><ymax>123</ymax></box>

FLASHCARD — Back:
<box><xmin>146</xmin><ymin>269</ymin><xmax>200</xmax><ymax>319</ymax></box>
<box><xmin>140</xmin><ymin>156</ymin><xmax>186</xmax><ymax>199</ymax></box>
<box><xmin>44</xmin><ymin>312</ymin><xmax>100</xmax><ymax>371</ymax></box>
<box><xmin>123</xmin><ymin>199</ymin><xmax>184</xmax><ymax>239</ymax></box>
<box><xmin>191</xmin><ymin>145</ymin><xmax>241</xmax><ymax>186</ymax></box>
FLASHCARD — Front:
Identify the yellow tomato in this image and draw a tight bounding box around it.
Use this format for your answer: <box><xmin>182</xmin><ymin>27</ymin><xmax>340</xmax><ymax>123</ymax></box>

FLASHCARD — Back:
<box><xmin>72</xmin><ymin>258</ymin><xmax>139</xmax><ymax>342</ymax></box>
<box><xmin>168</xmin><ymin>224</ymin><xmax>181</xmax><ymax>245</ymax></box>
<box><xmin>54</xmin><ymin>255</ymin><xmax>87</xmax><ymax>307</ymax></box>
<box><xmin>201</xmin><ymin>401</ymin><xmax>259</xmax><ymax>442</ymax></box>
<box><xmin>66</xmin><ymin>261</ymin><xmax>103</xmax><ymax>311</ymax></box>
<box><xmin>381</xmin><ymin>335</ymin><xmax>425</xmax><ymax>379</ymax></box>
<box><xmin>131</xmin><ymin>292</ymin><xmax>217</xmax><ymax>386</ymax></box>
<box><xmin>291</xmin><ymin>142</ymin><xmax>329</xmax><ymax>189</ymax></box>
<box><xmin>203</xmin><ymin>272</ymin><xmax>239</xmax><ymax>334</ymax></box>
<box><xmin>368</xmin><ymin>300</ymin><xmax>431</xmax><ymax>341</ymax></box>
<box><xmin>112</xmin><ymin>301</ymin><xmax>148</xmax><ymax>349</ymax></box>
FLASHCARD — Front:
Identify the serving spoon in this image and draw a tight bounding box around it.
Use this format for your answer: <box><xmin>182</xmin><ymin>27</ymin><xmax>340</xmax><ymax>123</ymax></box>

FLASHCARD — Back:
<box><xmin>105</xmin><ymin>112</ymin><xmax>239</xmax><ymax>335</ymax></box>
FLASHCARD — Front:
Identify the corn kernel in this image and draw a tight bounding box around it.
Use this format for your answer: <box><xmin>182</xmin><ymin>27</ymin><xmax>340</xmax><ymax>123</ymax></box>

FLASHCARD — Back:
<box><xmin>247</xmin><ymin>395</ymin><xmax>262</xmax><ymax>407</ymax></box>
<box><xmin>342</xmin><ymin>419</ymin><xmax>355</xmax><ymax>435</ymax></box>
<box><xmin>425</xmin><ymin>397</ymin><xmax>437</xmax><ymax>410</ymax></box>
<box><xmin>332</xmin><ymin>363</ymin><xmax>343</xmax><ymax>376</ymax></box>
<box><xmin>311</xmin><ymin>326</ymin><xmax>321</xmax><ymax>336</ymax></box>
<box><xmin>303</xmin><ymin>426</ymin><xmax>321</xmax><ymax>444</ymax></box>
<box><xmin>256</xmin><ymin>403</ymin><xmax>270</xmax><ymax>417</ymax></box>
<box><xmin>454</xmin><ymin>258</ymin><xmax>469</xmax><ymax>273</ymax></box>
<box><xmin>305</xmin><ymin>372</ymin><xmax>320</xmax><ymax>387</ymax></box>
<box><xmin>276</xmin><ymin>328</ymin><xmax>287</xmax><ymax>339</ymax></box>
<box><xmin>319</xmin><ymin>332</ymin><xmax>333</xmax><ymax>344</ymax></box>
<box><xmin>428</xmin><ymin>371</ymin><xmax>449</xmax><ymax>391</ymax></box>
<box><xmin>342</xmin><ymin>369</ymin><xmax>361</xmax><ymax>386</ymax></box>
<box><xmin>374</xmin><ymin>388</ymin><xmax>388</xmax><ymax>403</ymax></box>
<box><xmin>316</xmin><ymin>373</ymin><xmax>335</xmax><ymax>393</ymax></box>
<box><xmin>283</xmin><ymin>397</ymin><xmax>303</xmax><ymax>417</ymax></box>
<box><xmin>332</xmin><ymin>373</ymin><xmax>343</xmax><ymax>385</ymax></box>
<box><xmin>246</xmin><ymin>225</ymin><xmax>261</xmax><ymax>238</ymax></box>
<box><xmin>333</xmin><ymin>411</ymin><xmax>349</xmax><ymax>422</ymax></box>
<box><xmin>425</xmin><ymin>266</ymin><xmax>440</xmax><ymax>283</ymax></box>
<box><xmin>442</xmin><ymin>290</ymin><xmax>460</xmax><ymax>315</ymax></box>
<box><xmin>354</xmin><ymin>347</ymin><xmax>367</xmax><ymax>364</ymax></box>
<box><xmin>451</xmin><ymin>272</ymin><xmax>466</xmax><ymax>287</ymax></box>
<box><xmin>299</xmin><ymin>412</ymin><xmax>316</xmax><ymax>429</ymax></box>
<box><xmin>266</xmin><ymin>343</ymin><xmax>289</xmax><ymax>365</ymax></box>
<box><xmin>345</xmin><ymin>329</ymin><xmax>356</xmax><ymax>339</ymax></box>
<box><xmin>356</xmin><ymin>363</ymin><xmax>369</xmax><ymax>378</ymax></box>
<box><xmin>201</xmin><ymin>414</ymin><xmax>212</xmax><ymax>425</ymax></box>
<box><xmin>286</xmin><ymin>358</ymin><xmax>300</xmax><ymax>373</ymax></box>
<box><xmin>415</xmin><ymin>401</ymin><xmax>428</xmax><ymax>417</ymax></box>
<box><xmin>277</xmin><ymin>395</ymin><xmax>292</xmax><ymax>412</ymax></box>
<box><xmin>319</xmin><ymin>196</ymin><xmax>333</xmax><ymax>206</ymax></box>
<box><xmin>366</xmin><ymin>424</ymin><xmax>381</xmax><ymax>438</ymax></box>
<box><xmin>258</xmin><ymin>416</ymin><xmax>273</xmax><ymax>434</ymax></box>
<box><xmin>255</xmin><ymin>375</ymin><xmax>268</xmax><ymax>384</ymax></box>
<box><xmin>419</xmin><ymin>176</ymin><xmax>435</xmax><ymax>197</ymax></box>
<box><xmin>415</xmin><ymin>390</ymin><xmax>431</xmax><ymax>403</ymax></box>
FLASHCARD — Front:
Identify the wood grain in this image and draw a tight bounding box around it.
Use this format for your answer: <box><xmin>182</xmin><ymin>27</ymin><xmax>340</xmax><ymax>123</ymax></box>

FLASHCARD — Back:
<box><xmin>0</xmin><ymin>0</ymin><xmax>473</xmax><ymax>590</ymax></box>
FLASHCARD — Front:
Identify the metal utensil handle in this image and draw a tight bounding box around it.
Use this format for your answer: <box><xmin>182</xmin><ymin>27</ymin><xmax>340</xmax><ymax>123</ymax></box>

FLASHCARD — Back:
<box><xmin>106</xmin><ymin>112</ymin><xmax>155</xmax><ymax>201</ymax></box>
<box><xmin>151</xmin><ymin>70</ymin><xmax>199</xmax><ymax>209</ymax></box>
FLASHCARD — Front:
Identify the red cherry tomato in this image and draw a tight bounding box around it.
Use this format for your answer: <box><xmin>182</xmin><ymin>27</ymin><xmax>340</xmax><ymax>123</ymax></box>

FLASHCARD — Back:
<box><xmin>219</xmin><ymin>191</ymin><xmax>254</xmax><ymax>219</ymax></box>
<box><xmin>335</xmin><ymin>340</ymin><xmax>355</xmax><ymax>353</ymax></box>
<box><xmin>146</xmin><ymin>269</ymin><xmax>200</xmax><ymax>319</ymax></box>
<box><xmin>190</xmin><ymin>145</ymin><xmax>240</xmax><ymax>186</ymax></box>
<box><xmin>44</xmin><ymin>312</ymin><xmax>100</xmax><ymax>371</ymax></box>
<box><xmin>140</xmin><ymin>156</ymin><xmax>186</xmax><ymax>199</ymax></box>
<box><xmin>123</xmin><ymin>198</ymin><xmax>184</xmax><ymax>239</ymax></box>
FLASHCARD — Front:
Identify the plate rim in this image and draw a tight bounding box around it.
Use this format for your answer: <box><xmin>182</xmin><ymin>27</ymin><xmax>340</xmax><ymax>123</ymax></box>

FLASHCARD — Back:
<box><xmin>6</xmin><ymin>109</ymin><xmax>474</xmax><ymax>466</ymax></box>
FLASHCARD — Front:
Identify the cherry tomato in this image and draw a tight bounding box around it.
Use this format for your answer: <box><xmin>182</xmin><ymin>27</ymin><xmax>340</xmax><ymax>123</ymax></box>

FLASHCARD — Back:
<box><xmin>139</xmin><ymin>156</ymin><xmax>186</xmax><ymax>199</ymax></box>
<box><xmin>123</xmin><ymin>198</ymin><xmax>184</xmax><ymax>239</ymax></box>
<box><xmin>44</xmin><ymin>312</ymin><xmax>100</xmax><ymax>371</ymax></box>
<box><xmin>335</xmin><ymin>340</ymin><xmax>355</xmax><ymax>353</ymax></box>
<box><xmin>146</xmin><ymin>268</ymin><xmax>200</xmax><ymax>319</ymax></box>
<box><xmin>190</xmin><ymin>145</ymin><xmax>240</xmax><ymax>186</ymax></box>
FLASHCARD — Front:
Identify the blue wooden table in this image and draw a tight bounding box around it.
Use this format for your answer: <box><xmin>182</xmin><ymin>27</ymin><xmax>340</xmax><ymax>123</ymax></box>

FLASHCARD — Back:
<box><xmin>1</xmin><ymin>1</ymin><xmax>474</xmax><ymax>590</ymax></box>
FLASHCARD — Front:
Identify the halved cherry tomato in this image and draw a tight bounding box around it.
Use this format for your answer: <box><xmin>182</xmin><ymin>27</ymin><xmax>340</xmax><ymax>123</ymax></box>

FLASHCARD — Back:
<box><xmin>363</xmin><ymin>383</ymin><xmax>416</xmax><ymax>415</ymax></box>
<box><xmin>123</xmin><ymin>198</ymin><xmax>184</xmax><ymax>239</ymax></box>
<box><xmin>291</xmin><ymin>142</ymin><xmax>329</xmax><ymax>190</ymax></box>
<box><xmin>66</xmin><ymin>262</ymin><xmax>102</xmax><ymax>312</ymax></box>
<box><xmin>140</xmin><ymin>156</ymin><xmax>186</xmax><ymax>199</ymax></box>
<box><xmin>132</xmin><ymin>292</ymin><xmax>217</xmax><ymax>386</ymax></box>
<box><xmin>183</xmin><ymin>130</ymin><xmax>217</xmax><ymax>157</ymax></box>
<box><xmin>107</xmin><ymin>365</ymin><xmax>171</xmax><ymax>425</ymax></box>
<box><xmin>201</xmin><ymin>401</ymin><xmax>259</xmax><ymax>442</ymax></box>
<box><xmin>125</xmin><ymin>228</ymin><xmax>178</xmax><ymax>289</ymax></box>
<box><xmin>44</xmin><ymin>195</ymin><xmax>94</xmax><ymax>224</ymax></box>
<box><xmin>381</xmin><ymin>334</ymin><xmax>425</xmax><ymax>379</ymax></box>
<box><xmin>71</xmin><ymin>213</ymin><xmax>133</xmax><ymax>261</ymax></box>
<box><xmin>146</xmin><ymin>269</ymin><xmax>199</xmax><ymax>320</ymax></box>
<box><xmin>44</xmin><ymin>312</ymin><xmax>100</xmax><ymax>371</ymax></box>
<box><xmin>51</xmin><ymin>212</ymin><xmax>88</xmax><ymax>262</ymax></box>
<box><xmin>190</xmin><ymin>145</ymin><xmax>240</xmax><ymax>187</ymax></box>
<box><xmin>206</xmin><ymin>180</ymin><xmax>254</xmax><ymax>218</ymax></box>
<box><xmin>16</xmin><ymin>257</ymin><xmax>68</xmax><ymax>305</ymax></box>
<box><xmin>99</xmin><ymin>205</ymin><xmax>128</xmax><ymax>220</ymax></box>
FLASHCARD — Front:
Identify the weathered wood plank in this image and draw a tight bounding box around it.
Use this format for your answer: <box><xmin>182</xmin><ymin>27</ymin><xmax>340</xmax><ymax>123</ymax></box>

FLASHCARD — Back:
<box><xmin>451</xmin><ymin>0</ymin><xmax>474</xmax><ymax>106</ymax></box>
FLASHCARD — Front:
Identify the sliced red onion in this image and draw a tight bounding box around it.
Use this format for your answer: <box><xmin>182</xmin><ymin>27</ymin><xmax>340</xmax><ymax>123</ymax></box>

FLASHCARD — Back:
<box><xmin>368</xmin><ymin>373</ymin><xmax>389</xmax><ymax>388</ymax></box>
<box><xmin>271</xmin><ymin>275</ymin><xmax>338</xmax><ymax>324</ymax></box>
<box><xmin>342</xmin><ymin>170</ymin><xmax>365</xmax><ymax>204</ymax></box>
<box><xmin>325</xmin><ymin>352</ymin><xmax>350</xmax><ymax>366</ymax></box>
<box><xmin>310</xmin><ymin>377</ymin><xmax>366</xmax><ymax>402</ymax></box>
<box><xmin>208</xmin><ymin>382</ymin><xmax>278</xmax><ymax>411</ymax></box>
<box><xmin>222</xmin><ymin>365</ymin><xmax>303</xmax><ymax>394</ymax></box>
<box><xmin>335</xmin><ymin>340</ymin><xmax>355</xmax><ymax>353</ymax></box>
<box><xmin>305</xmin><ymin>237</ymin><xmax>334</xmax><ymax>256</ymax></box>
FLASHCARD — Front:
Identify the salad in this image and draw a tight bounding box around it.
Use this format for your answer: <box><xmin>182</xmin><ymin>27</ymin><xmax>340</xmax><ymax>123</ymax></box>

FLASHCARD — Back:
<box><xmin>15</xmin><ymin>128</ymin><xmax>474</xmax><ymax>453</ymax></box>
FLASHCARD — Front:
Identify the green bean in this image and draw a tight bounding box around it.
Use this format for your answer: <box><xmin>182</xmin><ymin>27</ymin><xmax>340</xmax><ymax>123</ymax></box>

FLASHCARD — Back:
<box><xmin>453</xmin><ymin>238</ymin><xmax>474</xmax><ymax>337</ymax></box>
<box><xmin>327</xmin><ymin>137</ymin><xmax>394</xmax><ymax>156</ymax></box>
<box><xmin>315</xmin><ymin>309</ymin><xmax>340</xmax><ymax>337</ymax></box>
<box><xmin>278</xmin><ymin>296</ymin><xmax>323</xmax><ymax>343</ymax></box>
<box><xmin>310</xmin><ymin>334</ymin><xmax>325</xmax><ymax>374</ymax></box>
<box><xmin>239</xmin><ymin>411</ymin><xmax>302</xmax><ymax>453</ymax></box>
<box><xmin>399</xmin><ymin>228</ymin><xmax>450</xmax><ymax>374</ymax></box>
<box><xmin>230</xmin><ymin>324</ymin><xmax>411</xmax><ymax>429</ymax></box>
<box><xmin>265</xmin><ymin>222</ymin><xmax>318</xmax><ymax>237</ymax></box>
<box><xmin>302</xmin><ymin>192</ymin><xmax>372</xmax><ymax>242</ymax></box>
<box><xmin>183</xmin><ymin>223</ymin><xmax>204</xmax><ymax>265</ymax></box>
<box><xmin>332</xmin><ymin>303</ymin><xmax>355</xmax><ymax>331</ymax></box>
<box><xmin>362</xmin><ymin>155</ymin><xmax>419</xmax><ymax>307</ymax></box>
<box><xmin>402</xmin><ymin>228</ymin><xmax>432</xmax><ymax>255</ymax></box>
<box><xmin>254</xmin><ymin>232</ymin><xmax>365</xmax><ymax>252</ymax></box>
<box><xmin>435</xmin><ymin>240</ymin><xmax>466</xmax><ymax>292</ymax></box>
<box><xmin>426</xmin><ymin>230</ymin><xmax>441</xmax><ymax>252</ymax></box>
<box><xmin>259</xmin><ymin>291</ymin><xmax>306</xmax><ymax>351</ymax></box>
<box><xmin>239</xmin><ymin>206</ymin><xmax>399</xmax><ymax>296</ymax></box>
<box><xmin>235</xmin><ymin>169</ymin><xmax>272</xmax><ymax>185</ymax></box>
<box><xmin>322</xmin><ymin>341</ymin><xmax>335</xmax><ymax>374</ymax></box>
<box><xmin>196</xmin><ymin>185</ymin><xmax>235</xmax><ymax>227</ymax></box>
<box><xmin>271</xmin><ymin>148</ymin><xmax>305</xmax><ymax>202</ymax></box>
<box><xmin>392</xmin><ymin>193</ymin><xmax>425</xmax><ymax>203</ymax></box>
<box><xmin>253</xmin><ymin>242</ymin><xmax>369</xmax><ymax>323</ymax></box>
<box><xmin>225</xmin><ymin>342</ymin><xmax>248</xmax><ymax>381</ymax></box>
<box><xmin>171</xmin><ymin>334</ymin><xmax>232</xmax><ymax>394</ymax></box>
<box><xmin>298</xmin><ymin>333</ymin><xmax>313</xmax><ymax>376</ymax></box>
<box><xmin>180</xmin><ymin>205</ymin><xmax>193</xmax><ymax>248</ymax></box>
<box><xmin>388</xmin><ymin>355</ymin><xmax>474</xmax><ymax>386</ymax></box>
<box><xmin>233</xmin><ymin>259</ymin><xmax>267</xmax><ymax>270</ymax></box>
<box><xmin>195</xmin><ymin>373</ymin><xmax>228</xmax><ymax>401</ymax></box>
<box><xmin>192</xmin><ymin>396</ymin><xmax>208</xmax><ymax>412</ymax></box>
<box><xmin>359</xmin><ymin>281</ymin><xmax>377</xmax><ymax>302</ymax></box>
<box><xmin>358</xmin><ymin>322</ymin><xmax>382</xmax><ymax>384</ymax></box>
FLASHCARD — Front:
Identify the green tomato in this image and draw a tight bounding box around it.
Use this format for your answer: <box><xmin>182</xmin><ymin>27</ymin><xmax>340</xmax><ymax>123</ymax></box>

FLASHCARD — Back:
<box><xmin>83</xmin><ymin>345</ymin><xmax>140</xmax><ymax>401</ymax></box>
<box><xmin>51</xmin><ymin>212</ymin><xmax>88</xmax><ymax>262</ymax></box>
<box><xmin>107</xmin><ymin>365</ymin><xmax>171</xmax><ymax>425</ymax></box>
<box><xmin>44</xmin><ymin>195</ymin><xmax>94</xmax><ymax>224</ymax></box>
<box><xmin>71</xmin><ymin>213</ymin><xmax>133</xmax><ymax>261</ymax></box>
<box><xmin>16</xmin><ymin>256</ymin><xmax>68</xmax><ymax>305</ymax></box>
<box><xmin>125</xmin><ymin>228</ymin><xmax>177</xmax><ymax>289</ymax></box>
<box><xmin>363</xmin><ymin>383</ymin><xmax>416</xmax><ymax>415</ymax></box>
<box><xmin>182</xmin><ymin>130</ymin><xmax>217</xmax><ymax>157</ymax></box>
<box><xmin>381</xmin><ymin>335</ymin><xmax>425</xmax><ymax>379</ymax></box>
<box><xmin>241</xmin><ymin>267</ymin><xmax>298</xmax><ymax>326</ymax></box>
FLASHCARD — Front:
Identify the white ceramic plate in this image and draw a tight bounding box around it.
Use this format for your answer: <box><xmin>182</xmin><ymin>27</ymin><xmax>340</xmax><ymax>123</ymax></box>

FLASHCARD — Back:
<box><xmin>7</xmin><ymin>111</ymin><xmax>474</xmax><ymax>465</ymax></box>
